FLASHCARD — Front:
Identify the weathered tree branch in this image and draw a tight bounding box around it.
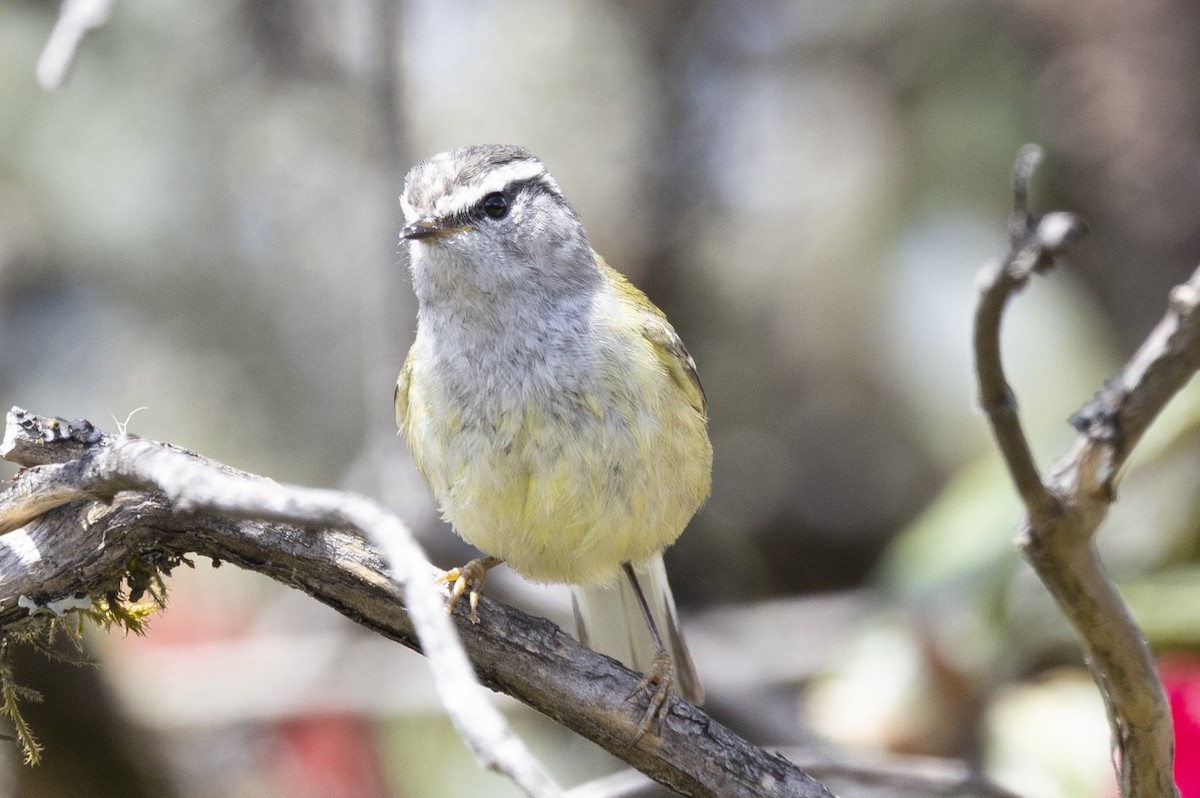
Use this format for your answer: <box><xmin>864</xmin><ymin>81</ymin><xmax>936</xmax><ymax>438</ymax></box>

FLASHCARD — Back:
<box><xmin>0</xmin><ymin>409</ymin><xmax>834</xmax><ymax>798</ymax></box>
<box><xmin>0</xmin><ymin>408</ymin><xmax>561</xmax><ymax>797</ymax></box>
<box><xmin>974</xmin><ymin>144</ymin><xmax>1189</xmax><ymax>798</ymax></box>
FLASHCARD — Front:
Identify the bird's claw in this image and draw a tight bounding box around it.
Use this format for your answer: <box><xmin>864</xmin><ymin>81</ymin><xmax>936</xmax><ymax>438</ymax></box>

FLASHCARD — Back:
<box><xmin>436</xmin><ymin>556</ymin><xmax>500</xmax><ymax>623</ymax></box>
<box><xmin>627</xmin><ymin>651</ymin><xmax>675</xmax><ymax>745</ymax></box>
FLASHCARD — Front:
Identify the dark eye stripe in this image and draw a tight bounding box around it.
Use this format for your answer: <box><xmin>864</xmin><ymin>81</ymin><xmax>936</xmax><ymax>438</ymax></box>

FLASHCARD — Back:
<box><xmin>432</xmin><ymin>172</ymin><xmax>577</xmax><ymax>230</ymax></box>
<box><xmin>501</xmin><ymin>175</ymin><xmax>569</xmax><ymax>209</ymax></box>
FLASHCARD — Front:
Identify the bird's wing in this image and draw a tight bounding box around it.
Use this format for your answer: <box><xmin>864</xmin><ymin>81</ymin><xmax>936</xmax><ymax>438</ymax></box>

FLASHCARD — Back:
<box><xmin>596</xmin><ymin>254</ymin><xmax>707</xmax><ymax>418</ymax></box>
<box><xmin>641</xmin><ymin>315</ymin><xmax>707</xmax><ymax>417</ymax></box>
<box><xmin>394</xmin><ymin>347</ymin><xmax>414</xmax><ymax>430</ymax></box>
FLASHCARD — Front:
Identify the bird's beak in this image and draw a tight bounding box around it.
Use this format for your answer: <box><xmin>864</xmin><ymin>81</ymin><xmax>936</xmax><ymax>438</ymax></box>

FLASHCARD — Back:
<box><xmin>400</xmin><ymin>218</ymin><xmax>472</xmax><ymax>241</ymax></box>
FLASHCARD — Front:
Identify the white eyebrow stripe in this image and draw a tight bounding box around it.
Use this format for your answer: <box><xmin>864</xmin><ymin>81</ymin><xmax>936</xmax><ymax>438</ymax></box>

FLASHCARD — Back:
<box><xmin>432</xmin><ymin>160</ymin><xmax>549</xmax><ymax>218</ymax></box>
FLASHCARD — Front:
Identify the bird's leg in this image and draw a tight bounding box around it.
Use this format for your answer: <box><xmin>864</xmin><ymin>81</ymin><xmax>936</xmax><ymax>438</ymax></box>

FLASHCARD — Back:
<box><xmin>621</xmin><ymin>562</ymin><xmax>675</xmax><ymax>744</ymax></box>
<box><xmin>437</xmin><ymin>555</ymin><xmax>503</xmax><ymax>623</ymax></box>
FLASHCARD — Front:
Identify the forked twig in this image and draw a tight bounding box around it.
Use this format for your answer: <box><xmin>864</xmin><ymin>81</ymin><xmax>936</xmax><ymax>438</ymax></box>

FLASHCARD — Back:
<box><xmin>974</xmin><ymin>145</ymin><xmax>1188</xmax><ymax>798</ymax></box>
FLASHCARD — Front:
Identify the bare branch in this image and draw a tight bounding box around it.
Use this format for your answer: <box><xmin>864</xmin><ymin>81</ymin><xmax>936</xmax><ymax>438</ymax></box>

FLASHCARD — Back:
<box><xmin>973</xmin><ymin>147</ymin><xmax>1184</xmax><ymax>798</ymax></box>
<box><xmin>0</xmin><ymin>409</ymin><xmax>834</xmax><ymax>798</ymax></box>
<box><xmin>1067</xmin><ymin>274</ymin><xmax>1200</xmax><ymax>471</ymax></box>
<box><xmin>974</xmin><ymin>144</ymin><xmax>1087</xmax><ymax>524</ymax></box>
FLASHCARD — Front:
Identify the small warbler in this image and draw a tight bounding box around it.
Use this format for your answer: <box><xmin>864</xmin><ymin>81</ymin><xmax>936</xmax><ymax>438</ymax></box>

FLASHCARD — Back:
<box><xmin>394</xmin><ymin>144</ymin><xmax>711</xmax><ymax>732</ymax></box>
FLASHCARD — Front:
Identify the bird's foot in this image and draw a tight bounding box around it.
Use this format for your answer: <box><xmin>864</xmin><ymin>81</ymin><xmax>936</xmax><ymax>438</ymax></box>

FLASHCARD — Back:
<box><xmin>627</xmin><ymin>651</ymin><xmax>675</xmax><ymax>745</ymax></box>
<box><xmin>436</xmin><ymin>556</ymin><xmax>502</xmax><ymax>623</ymax></box>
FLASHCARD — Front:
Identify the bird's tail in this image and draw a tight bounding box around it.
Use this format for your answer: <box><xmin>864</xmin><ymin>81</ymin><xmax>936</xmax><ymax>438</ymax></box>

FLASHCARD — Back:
<box><xmin>569</xmin><ymin>554</ymin><xmax>704</xmax><ymax>704</ymax></box>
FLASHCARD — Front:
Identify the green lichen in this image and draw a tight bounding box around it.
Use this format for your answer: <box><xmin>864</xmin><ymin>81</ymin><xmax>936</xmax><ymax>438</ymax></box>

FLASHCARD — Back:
<box><xmin>0</xmin><ymin>637</ymin><xmax>44</xmax><ymax>765</ymax></box>
<box><xmin>0</xmin><ymin>550</ymin><xmax>179</xmax><ymax>764</ymax></box>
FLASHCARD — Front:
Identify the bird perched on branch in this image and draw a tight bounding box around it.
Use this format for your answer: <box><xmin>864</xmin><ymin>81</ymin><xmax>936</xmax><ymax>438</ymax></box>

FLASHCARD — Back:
<box><xmin>394</xmin><ymin>144</ymin><xmax>711</xmax><ymax>738</ymax></box>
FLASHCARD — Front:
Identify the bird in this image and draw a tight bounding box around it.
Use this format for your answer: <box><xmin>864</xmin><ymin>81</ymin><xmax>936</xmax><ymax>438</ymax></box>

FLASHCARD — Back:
<box><xmin>394</xmin><ymin>144</ymin><xmax>712</xmax><ymax>738</ymax></box>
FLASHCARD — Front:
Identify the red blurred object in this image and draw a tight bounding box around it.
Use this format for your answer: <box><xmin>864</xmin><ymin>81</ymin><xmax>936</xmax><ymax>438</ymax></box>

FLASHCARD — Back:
<box><xmin>271</xmin><ymin>713</ymin><xmax>390</xmax><ymax>798</ymax></box>
<box><xmin>1159</xmin><ymin>656</ymin><xmax>1200</xmax><ymax>796</ymax></box>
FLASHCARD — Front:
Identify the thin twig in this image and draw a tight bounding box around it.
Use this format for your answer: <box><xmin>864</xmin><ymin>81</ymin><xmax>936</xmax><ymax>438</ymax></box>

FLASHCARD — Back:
<box><xmin>572</xmin><ymin>752</ymin><xmax>1028</xmax><ymax>798</ymax></box>
<box><xmin>973</xmin><ymin>144</ymin><xmax>1084</xmax><ymax>524</ymax></box>
<box><xmin>973</xmin><ymin>146</ymin><xmax>1184</xmax><ymax>798</ymax></box>
<box><xmin>36</xmin><ymin>0</ymin><xmax>114</xmax><ymax>89</ymax></box>
<box><xmin>797</xmin><ymin>757</ymin><xmax>1024</xmax><ymax>798</ymax></box>
<box><xmin>0</xmin><ymin>409</ymin><xmax>561</xmax><ymax>798</ymax></box>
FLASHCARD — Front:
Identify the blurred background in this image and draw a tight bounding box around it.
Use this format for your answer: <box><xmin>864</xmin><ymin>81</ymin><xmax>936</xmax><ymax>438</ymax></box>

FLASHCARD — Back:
<box><xmin>3</xmin><ymin>0</ymin><xmax>1200</xmax><ymax>796</ymax></box>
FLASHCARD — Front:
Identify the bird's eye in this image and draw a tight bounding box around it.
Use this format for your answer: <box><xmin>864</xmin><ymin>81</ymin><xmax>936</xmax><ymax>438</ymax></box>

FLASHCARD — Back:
<box><xmin>482</xmin><ymin>192</ymin><xmax>509</xmax><ymax>219</ymax></box>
